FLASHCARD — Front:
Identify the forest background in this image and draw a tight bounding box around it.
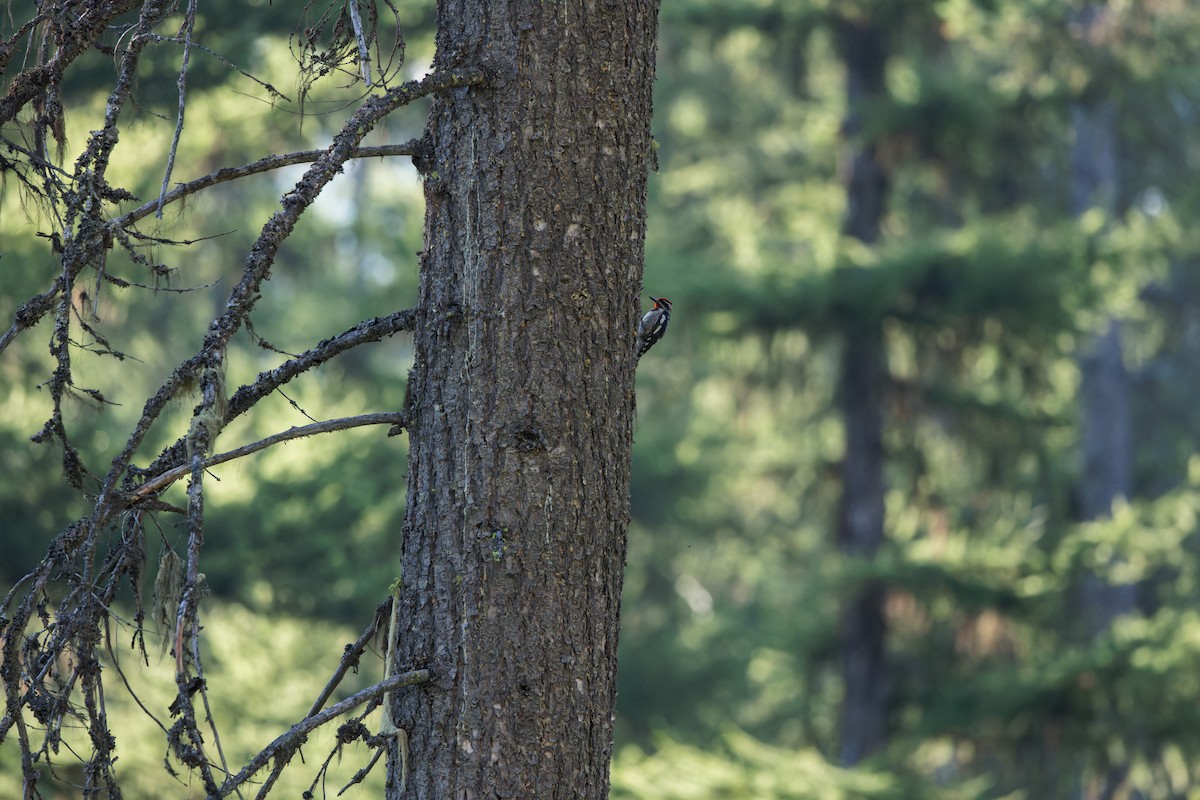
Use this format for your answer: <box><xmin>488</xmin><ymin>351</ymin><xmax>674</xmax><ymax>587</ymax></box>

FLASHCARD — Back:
<box><xmin>4</xmin><ymin>0</ymin><xmax>1200</xmax><ymax>797</ymax></box>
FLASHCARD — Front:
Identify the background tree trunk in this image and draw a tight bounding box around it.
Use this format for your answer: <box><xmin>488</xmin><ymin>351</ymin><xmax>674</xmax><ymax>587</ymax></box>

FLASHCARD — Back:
<box><xmin>836</xmin><ymin>328</ymin><xmax>889</xmax><ymax>766</ymax></box>
<box><xmin>1070</xmin><ymin>7</ymin><xmax>1135</xmax><ymax>798</ymax></box>
<box><xmin>834</xmin><ymin>16</ymin><xmax>891</xmax><ymax>767</ymax></box>
<box><xmin>1071</xmin><ymin>4</ymin><xmax>1135</xmax><ymax>642</ymax></box>
<box><xmin>386</xmin><ymin>2</ymin><xmax>660</xmax><ymax>797</ymax></box>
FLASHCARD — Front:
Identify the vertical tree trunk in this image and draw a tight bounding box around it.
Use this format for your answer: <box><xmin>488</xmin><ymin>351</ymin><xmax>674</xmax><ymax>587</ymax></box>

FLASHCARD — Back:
<box><xmin>836</xmin><ymin>328</ymin><xmax>889</xmax><ymax>766</ymax></box>
<box><xmin>1070</xmin><ymin>5</ymin><xmax>1135</xmax><ymax>637</ymax></box>
<box><xmin>1070</xmin><ymin>7</ymin><xmax>1134</xmax><ymax>798</ymax></box>
<box><xmin>834</xmin><ymin>17</ymin><xmax>891</xmax><ymax>767</ymax></box>
<box><xmin>386</xmin><ymin>2</ymin><xmax>659</xmax><ymax>798</ymax></box>
<box><xmin>1078</xmin><ymin>321</ymin><xmax>1131</xmax><ymax>523</ymax></box>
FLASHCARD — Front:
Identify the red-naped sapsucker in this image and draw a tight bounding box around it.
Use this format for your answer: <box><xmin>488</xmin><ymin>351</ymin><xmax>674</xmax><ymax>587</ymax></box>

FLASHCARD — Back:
<box><xmin>636</xmin><ymin>296</ymin><xmax>671</xmax><ymax>359</ymax></box>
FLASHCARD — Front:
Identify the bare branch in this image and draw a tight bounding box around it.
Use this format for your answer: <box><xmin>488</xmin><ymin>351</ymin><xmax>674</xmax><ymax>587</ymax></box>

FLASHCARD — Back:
<box><xmin>192</xmin><ymin>617</ymin><xmax>237</xmax><ymax>796</ymax></box>
<box><xmin>133</xmin><ymin>412</ymin><xmax>406</xmax><ymax>500</ymax></box>
<box><xmin>31</xmin><ymin>0</ymin><xmax>187</xmax><ymax>498</ymax></box>
<box><xmin>168</xmin><ymin>419</ymin><xmax>220</xmax><ymax>795</ymax></box>
<box><xmin>229</xmin><ymin>309</ymin><xmax>417</xmax><ymax>419</ymax></box>
<box><xmin>215</xmin><ymin>669</ymin><xmax>431</xmax><ymax>799</ymax></box>
<box><xmin>0</xmin><ymin>0</ymin><xmax>143</xmax><ymax>127</ymax></box>
<box><xmin>156</xmin><ymin>0</ymin><xmax>200</xmax><ymax>218</ymax></box>
<box><xmin>309</xmin><ymin>596</ymin><xmax>394</xmax><ymax>719</ymax></box>
<box><xmin>0</xmin><ymin>282</ymin><xmax>61</xmax><ymax>357</ymax></box>
<box><xmin>90</xmin><ymin>67</ymin><xmax>481</xmax><ymax>532</ymax></box>
<box><xmin>144</xmin><ymin>34</ymin><xmax>291</xmax><ymax>102</ymax></box>
<box><xmin>114</xmin><ymin>141</ymin><xmax>425</xmax><ymax>229</ymax></box>
<box><xmin>337</xmin><ymin>745</ymin><xmax>387</xmax><ymax>796</ymax></box>
<box><xmin>138</xmin><ymin>308</ymin><xmax>416</xmax><ymax>484</ymax></box>
<box><xmin>255</xmin><ymin>596</ymin><xmax>394</xmax><ymax>796</ymax></box>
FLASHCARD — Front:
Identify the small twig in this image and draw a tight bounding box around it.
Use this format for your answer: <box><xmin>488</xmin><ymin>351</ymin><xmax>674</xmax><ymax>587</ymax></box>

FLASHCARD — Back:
<box><xmin>113</xmin><ymin>142</ymin><xmax>422</xmax><ymax>230</ymax></box>
<box><xmin>302</xmin><ymin>704</ymin><xmax>382</xmax><ymax>800</ymax></box>
<box><xmin>144</xmin><ymin>34</ymin><xmax>289</xmax><ymax>102</ymax></box>
<box><xmin>104</xmin><ymin>615</ymin><xmax>170</xmax><ymax>736</ymax></box>
<box><xmin>247</xmin><ymin>597</ymin><xmax>393</xmax><ymax>798</ymax></box>
<box><xmin>338</xmin><ymin>742</ymin><xmax>386</xmax><ymax>796</ymax></box>
<box><xmin>215</xmin><ymin>669</ymin><xmax>430</xmax><ymax>799</ymax></box>
<box><xmin>308</xmin><ymin>596</ymin><xmax>394</xmax><ymax>719</ymax></box>
<box><xmin>1</xmin><ymin>569</ymin><xmax>36</xmax><ymax>613</ymax></box>
<box><xmin>0</xmin><ymin>134</ymin><xmax>74</xmax><ymax>178</ymax></box>
<box><xmin>135</xmin><ymin>309</ymin><xmax>415</xmax><ymax>490</ymax></box>
<box><xmin>192</xmin><ymin>619</ymin><xmax>240</xmax><ymax>798</ymax></box>
<box><xmin>121</xmin><ymin>226</ymin><xmax>235</xmax><ymax>247</ymax></box>
<box><xmin>133</xmin><ymin>412</ymin><xmax>405</xmax><ymax>501</ymax></box>
<box><xmin>157</xmin><ymin>0</ymin><xmax>198</xmax><ymax>218</ymax></box>
<box><xmin>277</xmin><ymin>388</ymin><xmax>317</xmax><ymax>423</ymax></box>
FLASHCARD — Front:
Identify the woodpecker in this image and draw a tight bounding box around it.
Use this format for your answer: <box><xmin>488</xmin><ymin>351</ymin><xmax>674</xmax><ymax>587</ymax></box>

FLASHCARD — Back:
<box><xmin>636</xmin><ymin>296</ymin><xmax>672</xmax><ymax>359</ymax></box>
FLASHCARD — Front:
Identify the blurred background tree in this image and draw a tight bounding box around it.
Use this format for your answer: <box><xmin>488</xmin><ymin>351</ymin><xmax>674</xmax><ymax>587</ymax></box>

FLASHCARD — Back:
<box><xmin>6</xmin><ymin>0</ymin><xmax>1200</xmax><ymax>797</ymax></box>
<box><xmin>617</xmin><ymin>1</ymin><xmax>1200</xmax><ymax>798</ymax></box>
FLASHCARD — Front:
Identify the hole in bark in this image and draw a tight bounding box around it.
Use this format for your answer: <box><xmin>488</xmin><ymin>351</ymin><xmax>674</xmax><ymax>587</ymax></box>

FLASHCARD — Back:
<box><xmin>513</xmin><ymin>424</ymin><xmax>544</xmax><ymax>452</ymax></box>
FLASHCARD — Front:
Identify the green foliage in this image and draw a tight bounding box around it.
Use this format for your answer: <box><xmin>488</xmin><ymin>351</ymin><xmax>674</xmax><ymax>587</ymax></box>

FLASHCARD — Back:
<box><xmin>612</xmin><ymin>732</ymin><xmax>915</xmax><ymax>800</ymax></box>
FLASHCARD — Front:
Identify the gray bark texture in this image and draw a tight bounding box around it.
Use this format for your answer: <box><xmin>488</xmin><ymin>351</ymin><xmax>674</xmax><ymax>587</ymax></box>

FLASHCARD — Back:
<box><xmin>386</xmin><ymin>1</ymin><xmax>660</xmax><ymax>798</ymax></box>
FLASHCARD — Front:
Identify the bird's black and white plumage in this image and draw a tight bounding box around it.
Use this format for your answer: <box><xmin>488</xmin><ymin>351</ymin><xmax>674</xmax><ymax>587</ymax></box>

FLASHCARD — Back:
<box><xmin>636</xmin><ymin>296</ymin><xmax>672</xmax><ymax>359</ymax></box>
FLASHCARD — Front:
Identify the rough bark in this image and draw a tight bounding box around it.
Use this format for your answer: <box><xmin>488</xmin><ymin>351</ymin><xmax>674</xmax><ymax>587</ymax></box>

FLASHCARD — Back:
<box><xmin>386</xmin><ymin>1</ymin><xmax>659</xmax><ymax>798</ymax></box>
<box><xmin>834</xmin><ymin>17</ymin><xmax>892</xmax><ymax>767</ymax></box>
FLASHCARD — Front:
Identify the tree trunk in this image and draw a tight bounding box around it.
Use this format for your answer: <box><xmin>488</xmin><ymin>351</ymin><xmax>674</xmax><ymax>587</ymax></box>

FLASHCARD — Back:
<box><xmin>386</xmin><ymin>2</ymin><xmax>659</xmax><ymax>798</ymax></box>
<box><xmin>1070</xmin><ymin>5</ymin><xmax>1135</xmax><ymax>638</ymax></box>
<box><xmin>836</xmin><ymin>328</ymin><xmax>889</xmax><ymax>766</ymax></box>
<box><xmin>1078</xmin><ymin>322</ymin><xmax>1131</xmax><ymax>519</ymax></box>
<box><xmin>834</xmin><ymin>17</ymin><xmax>892</xmax><ymax>767</ymax></box>
<box><xmin>1070</xmin><ymin>7</ymin><xmax>1134</xmax><ymax>799</ymax></box>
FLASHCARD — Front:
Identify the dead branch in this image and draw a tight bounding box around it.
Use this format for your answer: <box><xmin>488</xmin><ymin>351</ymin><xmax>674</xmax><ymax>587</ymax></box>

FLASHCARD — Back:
<box><xmin>347</xmin><ymin>0</ymin><xmax>374</xmax><ymax>87</ymax></box>
<box><xmin>0</xmin><ymin>145</ymin><xmax>424</xmax><ymax>359</ymax></box>
<box><xmin>310</xmin><ymin>596</ymin><xmax>394</xmax><ymax>719</ymax></box>
<box><xmin>0</xmin><ymin>0</ymin><xmax>143</xmax><ymax>127</ymax></box>
<box><xmin>254</xmin><ymin>595</ymin><xmax>394</xmax><ymax>796</ymax></box>
<box><xmin>1</xmin><ymin>8</ymin><xmax>481</xmax><ymax>788</ymax></box>
<box><xmin>116</xmin><ymin>141</ymin><xmax>426</xmax><ymax>229</ymax></box>
<box><xmin>143</xmin><ymin>33</ymin><xmax>291</xmax><ymax>102</ymax></box>
<box><xmin>214</xmin><ymin>668</ymin><xmax>430</xmax><ymax>799</ymax></box>
<box><xmin>89</xmin><ymin>66</ymin><xmax>481</xmax><ymax>542</ymax></box>
<box><xmin>133</xmin><ymin>411</ymin><xmax>407</xmax><ymax>500</ymax></box>
<box><xmin>136</xmin><ymin>308</ymin><xmax>416</xmax><ymax>487</ymax></box>
<box><xmin>156</xmin><ymin>0</ymin><xmax>200</xmax><ymax>218</ymax></box>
